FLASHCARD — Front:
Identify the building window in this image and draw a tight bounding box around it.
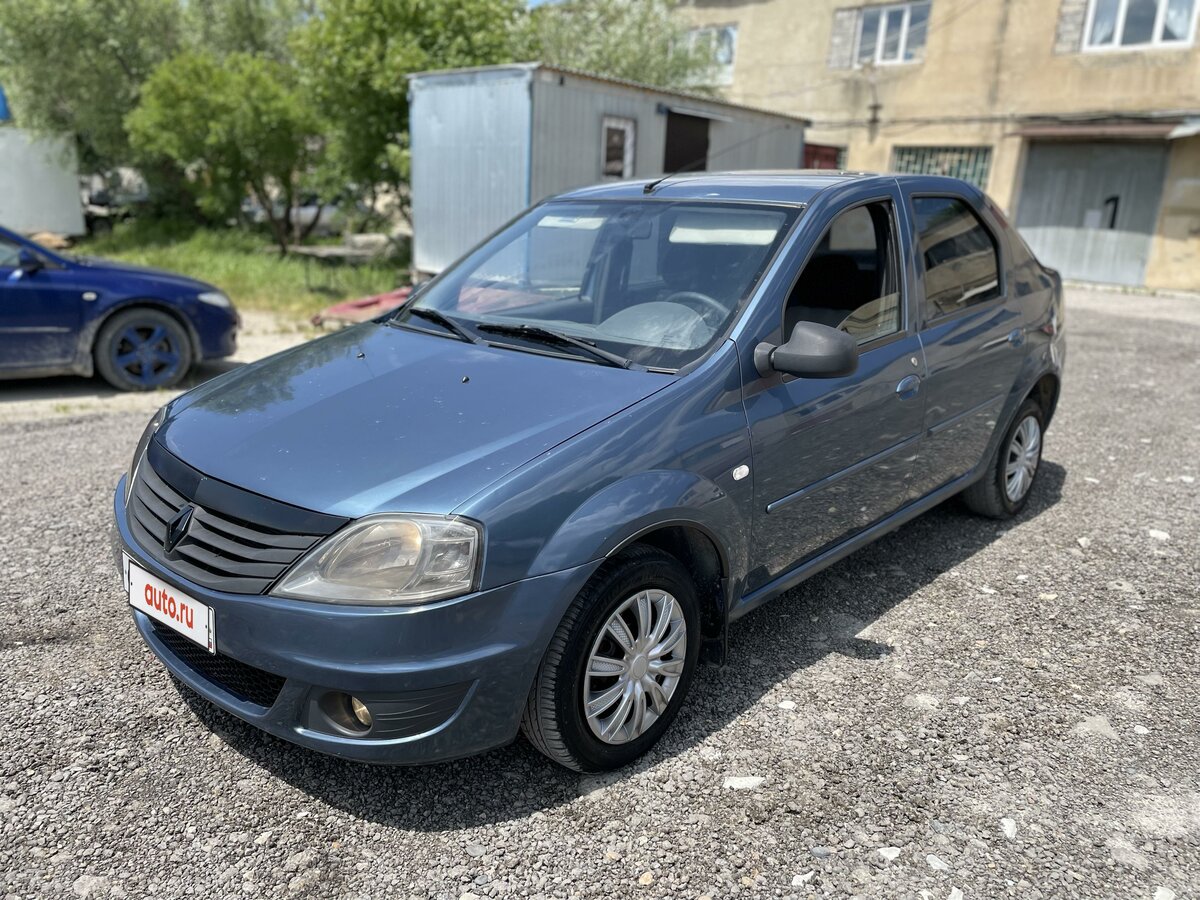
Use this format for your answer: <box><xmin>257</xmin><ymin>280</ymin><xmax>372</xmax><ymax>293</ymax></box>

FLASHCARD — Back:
<box><xmin>1084</xmin><ymin>0</ymin><xmax>1197</xmax><ymax>49</ymax></box>
<box><xmin>601</xmin><ymin>117</ymin><xmax>636</xmax><ymax>180</ymax></box>
<box><xmin>855</xmin><ymin>2</ymin><xmax>931</xmax><ymax>66</ymax></box>
<box><xmin>685</xmin><ymin>24</ymin><xmax>738</xmax><ymax>86</ymax></box>
<box><xmin>892</xmin><ymin>146</ymin><xmax>993</xmax><ymax>191</ymax></box>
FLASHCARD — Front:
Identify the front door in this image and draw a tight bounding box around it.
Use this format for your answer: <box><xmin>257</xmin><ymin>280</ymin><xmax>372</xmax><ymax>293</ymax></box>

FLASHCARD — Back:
<box><xmin>0</xmin><ymin>236</ymin><xmax>82</xmax><ymax>369</ymax></box>
<box><xmin>744</xmin><ymin>194</ymin><xmax>925</xmax><ymax>591</ymax></box>
<box><xmin>906</xmin><ymin>193</ymin><xmax>1027</xmax><ymax>497</ymax></box>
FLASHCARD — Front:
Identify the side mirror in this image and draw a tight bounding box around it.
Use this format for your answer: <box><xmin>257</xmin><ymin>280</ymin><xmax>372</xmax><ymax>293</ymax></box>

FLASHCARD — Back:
<box><xmin>754</xmin><ymin>321</ymin><xmax>859</xmax><ymax>379</ymax></box>
<box><xmin>18</xmin><ymin>249</ymin><xmax>43</xmax><ymax>276</ymax></box>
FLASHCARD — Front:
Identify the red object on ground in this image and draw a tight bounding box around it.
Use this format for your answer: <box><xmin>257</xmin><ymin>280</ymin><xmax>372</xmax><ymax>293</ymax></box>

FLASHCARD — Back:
<box><xmin>312</xmin><ymin>286</ymin><xmax>412</xmax><ymax>327</ymax></box>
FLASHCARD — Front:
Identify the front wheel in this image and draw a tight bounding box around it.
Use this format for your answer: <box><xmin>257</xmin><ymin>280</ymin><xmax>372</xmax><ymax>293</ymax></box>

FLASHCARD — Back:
<box><xmin>94</xmin><ymin>308</ymin><xmax>193</xmax><ymax>391</ymax></box>
<box><xmin>521</xmin><ymin>545</ymin><xmax>700</xmax><ymax>772</ymax></box>
<box><xmin>962</xmin><ymin>398</ymin><xmax>1045</xmax><ymax>518</ymax></box>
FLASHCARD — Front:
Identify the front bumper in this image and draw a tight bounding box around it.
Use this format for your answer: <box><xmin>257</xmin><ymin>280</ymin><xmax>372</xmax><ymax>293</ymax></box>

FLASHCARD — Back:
<box><xmin>191</xmin><ymin>302</ymin><xmax>239</xmax><ymax>361</ymax></box>
<box><xmin>112</xmin><ymin>478</ymin><xmax>598</xmax><ymax>764</ymax></box>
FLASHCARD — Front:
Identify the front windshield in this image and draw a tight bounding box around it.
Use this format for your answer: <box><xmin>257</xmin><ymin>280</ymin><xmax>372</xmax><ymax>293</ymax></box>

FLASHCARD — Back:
<box><xmin>407</xmin><ymin>200</ymin><xmax>798</xmax><ymax>370</ymax></box>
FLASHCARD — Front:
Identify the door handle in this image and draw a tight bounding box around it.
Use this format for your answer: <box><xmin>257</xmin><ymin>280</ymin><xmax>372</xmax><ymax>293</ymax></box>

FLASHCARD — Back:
<box><xmin>895</xmin><ymin>374</ymin><xmax>921</xmax><ymax>399</ymax></box>
<box><xmin>1007</xmin><ymin>328</ymin><xmax>1025</xmax><ymax>347</ymax></box>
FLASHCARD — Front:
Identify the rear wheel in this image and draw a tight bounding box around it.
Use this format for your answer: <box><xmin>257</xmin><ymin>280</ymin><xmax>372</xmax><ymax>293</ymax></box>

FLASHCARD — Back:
<box><xmin>521</xmin><ymin>545</ymin><xmax>700</xmax><ymax>772</ymax></box>
<box><xmin>94</xmin><ymin>308</ymin><xmax>193</xmax><ymax>391</ymax></box>
<box><xmin>962</xmin><ymin>398</ymin><xmax>1045</xmax><ymax>518</ymax></box>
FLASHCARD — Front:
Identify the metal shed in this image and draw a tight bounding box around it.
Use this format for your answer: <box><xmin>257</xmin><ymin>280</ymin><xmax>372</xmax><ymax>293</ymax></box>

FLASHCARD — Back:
<box><xmin>408</xmin><ymin>63</ymin><xmax>809</xmax><ymax>275</ymax></box>
<box><xmin>0</xmin><ymin>127</ymin><xmax>85</xmax><ymax>236</ymax></box>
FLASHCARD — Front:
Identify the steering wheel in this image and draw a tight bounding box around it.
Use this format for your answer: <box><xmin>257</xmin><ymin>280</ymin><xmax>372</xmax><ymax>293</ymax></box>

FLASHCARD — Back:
<box><xmin>663</xmin><ymin>291</ymin><xmax>727</xmax><ymax>327</ymax></box>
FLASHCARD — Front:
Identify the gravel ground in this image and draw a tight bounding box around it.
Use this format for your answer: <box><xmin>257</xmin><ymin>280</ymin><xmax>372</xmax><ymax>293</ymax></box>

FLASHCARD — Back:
<box><xmin>1</xmin><ymin>286</ymin><xmax>1196</xmax><ymax>899</ymax></box>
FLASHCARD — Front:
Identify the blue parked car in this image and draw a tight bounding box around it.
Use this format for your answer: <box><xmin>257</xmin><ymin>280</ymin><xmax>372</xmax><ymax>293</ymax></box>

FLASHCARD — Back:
<box><xmin>0</xmin><ymin>225</ymin><xmax>238</xmax><ymax>390</ymax></box>
<box><xmin>113</xmin><ymin>173</ymin><xmax>1064</xmax><ymax>771</ymax></box>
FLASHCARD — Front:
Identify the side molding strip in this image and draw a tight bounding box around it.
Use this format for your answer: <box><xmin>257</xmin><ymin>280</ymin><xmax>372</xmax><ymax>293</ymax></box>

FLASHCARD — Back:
<box><xmin>765</xmin><ymin>433</ymin><xmax>922</xmax><ymax>514</ymax></box>
<box><xmin>733</xmin><ymin>468</ymin><xmax>979</xmax><ymax>621</ymax></box>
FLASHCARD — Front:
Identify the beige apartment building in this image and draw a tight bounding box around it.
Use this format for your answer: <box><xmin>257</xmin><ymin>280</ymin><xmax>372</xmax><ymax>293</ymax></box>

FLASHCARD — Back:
<box><xmin>682</xmin><ymin>0</ymin><xmax>1200</xmax><ymax>290</ymax></box>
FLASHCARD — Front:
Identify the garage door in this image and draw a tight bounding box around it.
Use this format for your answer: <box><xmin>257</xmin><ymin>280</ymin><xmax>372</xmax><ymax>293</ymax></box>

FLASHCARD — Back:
<box><xmin>1015</xmin><ymin>141</ymin><xmax>1168</xmax><ymax>286</ymax></box>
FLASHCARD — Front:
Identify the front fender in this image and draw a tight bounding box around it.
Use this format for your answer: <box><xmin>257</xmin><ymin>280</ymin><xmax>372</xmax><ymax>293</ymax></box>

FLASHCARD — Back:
<box><xmin>530</xmin><ymin>469</ymin><xmax>748</xmax><ymax>589</ymax></box>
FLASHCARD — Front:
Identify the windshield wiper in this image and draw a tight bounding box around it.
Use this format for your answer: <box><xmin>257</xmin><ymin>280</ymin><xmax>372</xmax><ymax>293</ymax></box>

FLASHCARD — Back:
<box><xmin>476</xmin><ymin>323</ymin><xmax>645</xmax><ymax>371</ymax></box>
<box><xmin>394</xmin><ymin>307</ymin><xmax>482</xmax><ymax>344</ymax></box>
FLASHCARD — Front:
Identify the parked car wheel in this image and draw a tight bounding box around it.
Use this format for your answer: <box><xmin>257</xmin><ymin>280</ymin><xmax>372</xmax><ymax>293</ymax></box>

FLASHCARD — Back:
<box><xmin>94</xmin><ymin>308</ymin><xmax>193</xmax><ymax>391</ymax></box>
<box><xmin>963</xmin><ymin>398</ymin><xmax>1045</xmax><ymax>519</ymax></box>
<box><xmin>521</xmin><ymin>545</ymin><xmax>701</xmax><ymax>772</ymax></box>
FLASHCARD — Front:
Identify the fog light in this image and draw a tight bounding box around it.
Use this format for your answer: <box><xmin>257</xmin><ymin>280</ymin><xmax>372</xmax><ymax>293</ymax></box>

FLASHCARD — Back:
<box><xmin>350</xmin><ymin>696</ymin><xmax>372</xmax><ymax>728</ymax></box>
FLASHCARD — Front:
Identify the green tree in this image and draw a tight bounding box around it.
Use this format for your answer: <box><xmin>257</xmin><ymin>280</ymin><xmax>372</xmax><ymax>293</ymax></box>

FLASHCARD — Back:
<box><xmin>127</xmin><ymin>51</ymin><xmax>323</xmax><ymax>252</ymax></box>
<box><xmin>184</xmin><ymin>0</ymin><xmax>317</xmax><ymax>60</ymax></box>
<box><xmin>0</xmin><ymin>0</ymin><xmax>183</xmax><ymax>169</ymax></box>
<box><xmin>520</xmin><ymin>0</ymin><xmax>717</xmax><ymax>93</ymax></box>
<box><xmin>292</xmin><ymin>0</ymin><xmax>525</xmax><ymax>221</ymax></box>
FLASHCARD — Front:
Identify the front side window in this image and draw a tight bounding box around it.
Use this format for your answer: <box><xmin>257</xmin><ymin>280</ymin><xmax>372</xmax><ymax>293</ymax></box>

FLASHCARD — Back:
<box><xmin>912</xmin><ymin>197</ymin><xmax>1002</xmax><ymax>320</ymax></box>
<box><xmin>407</xmin><ymin>200</ymin><xmax>797</xmax><ymax>370</ymax></box>
<box><xmin>856</xmin><ymin>1</ymin><xmax>931</xmax><ymax>66</ymax></box>
<box><xmin>1085</xmin><ymin>0</ymin><xmax>1197</xmax><ymax>49</ymax></box>
<box><xmin>785</xmin><ymin>201</ymin><xmax>903</xmax><ymax>346</ymax></box>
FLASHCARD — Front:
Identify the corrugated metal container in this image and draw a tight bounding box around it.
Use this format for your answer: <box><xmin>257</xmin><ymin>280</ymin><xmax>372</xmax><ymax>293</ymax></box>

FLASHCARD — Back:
<box><xmin>0</xmin><ymin>128</ymin><xmax>85</xmax><ymax>236</ymax></box>
<box><xmin>409</xmin><ymin>64</ymin><xmax>808</xmax><ymax>274</ymax></box>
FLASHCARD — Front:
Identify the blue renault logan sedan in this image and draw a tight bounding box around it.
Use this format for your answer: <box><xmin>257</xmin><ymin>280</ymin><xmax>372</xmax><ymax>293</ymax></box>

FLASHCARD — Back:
<box><xmin>113</xmin><ymin>173</ymin><xmax>1064</xmax><ymax>771</ymax></box>
<box><xmin>0</xmin><ymin>225</ymin><xmax>238</xmax><ymax>390</ymax></box>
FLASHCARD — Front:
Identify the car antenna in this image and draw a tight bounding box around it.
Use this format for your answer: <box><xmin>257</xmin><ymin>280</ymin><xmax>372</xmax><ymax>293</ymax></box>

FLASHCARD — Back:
<box><xmin>643</xmin><ymin>174</ymin><xmax>673</xmax><ymax>194</ymax></box>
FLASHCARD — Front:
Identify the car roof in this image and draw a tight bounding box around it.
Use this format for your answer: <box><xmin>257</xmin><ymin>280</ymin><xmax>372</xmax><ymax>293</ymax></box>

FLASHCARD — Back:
<box><xmin>554</xmin><ymin>171</ymin><xmax>877</xmax><ymax>206</ymax></box>
<box><xmin>553</xmin><ymin>171</ymin><xmax>982</xmax><ymax>206</ymax></box>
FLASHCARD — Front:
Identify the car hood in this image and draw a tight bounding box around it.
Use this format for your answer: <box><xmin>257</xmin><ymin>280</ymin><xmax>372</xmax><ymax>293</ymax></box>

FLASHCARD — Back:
<box><xmin>73</xmin><ymin>255</ymin><xmax>216</xmax><ymax>292</ymax></box>
<box><xmin>160</xmin><ymin>323</ymin><xmax>673</xmax><ymax>518</ymax></box>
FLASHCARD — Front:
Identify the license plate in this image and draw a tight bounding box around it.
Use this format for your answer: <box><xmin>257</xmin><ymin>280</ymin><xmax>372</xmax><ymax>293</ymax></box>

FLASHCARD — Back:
<box><xmin>126</xmin><ymin>556</ymin><xmax>216</xmax><ymax>653</ymax></box>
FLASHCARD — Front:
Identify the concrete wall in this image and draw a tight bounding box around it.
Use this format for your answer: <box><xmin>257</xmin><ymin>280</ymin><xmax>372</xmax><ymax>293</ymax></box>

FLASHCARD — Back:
<box><xmin>0</xmin><ymin>128</ymin><xmax>84</xmax><ymax>236</ymax></box>
<box><xmin>1147</xmin><ymin>136</ymin><xmax>1200</xmax><ymax>290</ymax></box>
<box><xmin>680</xmin><ymin>0</ymin><xmax>1200</xmax><ymax>288</ymax></box>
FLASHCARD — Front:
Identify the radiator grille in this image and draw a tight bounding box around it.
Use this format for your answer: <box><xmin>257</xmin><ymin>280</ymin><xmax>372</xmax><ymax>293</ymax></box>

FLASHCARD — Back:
<box><xmin>127</xmin><ymin>449</ymin><xmax>338</xmax><ymax>594</ymax></box>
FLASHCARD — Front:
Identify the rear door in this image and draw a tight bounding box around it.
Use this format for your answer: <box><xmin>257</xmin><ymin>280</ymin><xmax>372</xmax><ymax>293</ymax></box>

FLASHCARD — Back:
<box><xmin>0</xmin><ymin>236</ymin><xmax>83</xmax><ymax>369</ymax></box>
<box><xmin>906</xmin><ymin>190</ymin><xmax>1027</xmax><ymax>498</ymax></box>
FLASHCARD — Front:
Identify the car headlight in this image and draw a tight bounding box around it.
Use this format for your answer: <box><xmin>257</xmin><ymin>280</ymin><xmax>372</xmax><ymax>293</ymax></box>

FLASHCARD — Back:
<box><xmin>275</xmin><ymin>514</ymin><xmax>481</xmax><ymax>605</ymax></box>
<box><xmin>197</xmin><ymin>290</ymin><xmax>233</xmax><ymax>308</ymax></box>
<box><xmin>125</xmin><ymin>405</ymin><xmax>167</xmax><ymax>504</ymax></box>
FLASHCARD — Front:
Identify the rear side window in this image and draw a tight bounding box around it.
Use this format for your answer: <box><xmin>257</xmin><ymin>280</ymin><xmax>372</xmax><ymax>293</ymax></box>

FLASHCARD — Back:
<box><xmin>913</xmin><ymin>197</ymin><xmax>1001</xmax><ymax>320</ymax></box>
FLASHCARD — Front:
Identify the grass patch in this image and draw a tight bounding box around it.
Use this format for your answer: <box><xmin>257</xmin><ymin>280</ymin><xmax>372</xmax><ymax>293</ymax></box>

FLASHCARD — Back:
<box><xmin>80</xmin><ymin>222</ymin><xmax>403</xmax><ymax>318</ymax></box>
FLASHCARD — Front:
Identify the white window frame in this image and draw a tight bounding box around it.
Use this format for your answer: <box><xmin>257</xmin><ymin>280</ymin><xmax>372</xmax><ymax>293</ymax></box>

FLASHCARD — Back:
<box><xmin>1082</xmin><ymin>0</ymin><xmax>1199</xmax><ymax>51</ymax></box>
<box><xmin>600</xmin><ymin>116</ymin><xmax>636</xmax><ymax>181</ymax></box>
<box><xmin>854</xmin><ymin>1</ymin><xmax>930</xmax><ymax>67</ymax></box>
<box><xmin>684</xmin><ymin>24</ymin><xmax>738</xmax><ymax>86</ymax></box>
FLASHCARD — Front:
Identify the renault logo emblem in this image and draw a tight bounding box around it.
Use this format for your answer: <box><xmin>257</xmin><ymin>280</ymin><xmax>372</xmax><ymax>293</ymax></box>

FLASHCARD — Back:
<box><xmin>164</xmin><ymin>505</ymin><xmax>194</xmax><ymax>554</ymax></box>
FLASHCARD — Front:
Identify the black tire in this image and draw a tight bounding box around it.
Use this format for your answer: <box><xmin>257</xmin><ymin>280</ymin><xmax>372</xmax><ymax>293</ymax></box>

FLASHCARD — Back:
<box><xmin>521</xmin><ymin>544</ymin><xmax>701</xmax><ymax>772</ymax></box>
<box><xmin>962</xmin><ymin>398</ymin><xmax>1045</xmax><ymax>519</ymax></box>
<box><xmin>94</xmin><ymin>308</ymin><xmax>193</xmax><ymax>392</ymax></box>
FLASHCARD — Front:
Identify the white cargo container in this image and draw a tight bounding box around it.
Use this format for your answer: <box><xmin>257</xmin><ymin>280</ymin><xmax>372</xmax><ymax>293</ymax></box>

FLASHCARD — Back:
<box><xmin>408</xmin><ymin>63</ymin><xmax>809</xmax><ymax>275</ymax></box>
<box><xmin>0</xmin><ymin>128</ymin><xmax>85</xmax><ymax>236</ymax></box>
